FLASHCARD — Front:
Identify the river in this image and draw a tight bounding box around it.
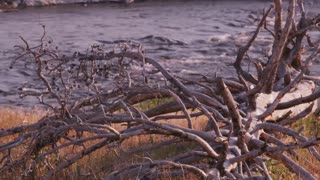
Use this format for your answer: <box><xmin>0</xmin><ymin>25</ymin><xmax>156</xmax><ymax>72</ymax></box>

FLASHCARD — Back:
<box><xmin>0</xmin><ymin>0</ymin><xmax>319</xmax><ymax>106</ymax></box>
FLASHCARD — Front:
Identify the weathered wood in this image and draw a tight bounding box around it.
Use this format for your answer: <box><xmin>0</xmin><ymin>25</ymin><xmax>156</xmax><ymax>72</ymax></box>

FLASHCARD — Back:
<box><xmin>1</xmin><ymin>0</ymin><xmax>320</xmax><ymax>179</ymax></box>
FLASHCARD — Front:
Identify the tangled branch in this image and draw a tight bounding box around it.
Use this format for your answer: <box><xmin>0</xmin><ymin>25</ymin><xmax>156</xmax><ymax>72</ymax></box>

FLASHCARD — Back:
<box><xmin>1</xmin><ymin>0</ymin><xmax>320</xmax><ymax>179</ymax></box>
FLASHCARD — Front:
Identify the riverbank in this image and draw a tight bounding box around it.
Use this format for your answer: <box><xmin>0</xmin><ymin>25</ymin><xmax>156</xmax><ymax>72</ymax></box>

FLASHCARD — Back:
<box><xmin>0</xmin><ymin>0</ymin><xmax>132</xmax><ymax>10</ymax></box>
<box><xmin>1</xmin><ymin>103</ymin><xmax>319</xmax><ymax>179</ymax></box>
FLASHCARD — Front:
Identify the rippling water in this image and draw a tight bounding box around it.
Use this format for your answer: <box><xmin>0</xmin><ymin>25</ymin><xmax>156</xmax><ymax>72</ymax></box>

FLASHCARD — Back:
<box><xmin>0</xmin><ymin>0</ymin><xmax>319</xmax><ymax>105</ymax></box>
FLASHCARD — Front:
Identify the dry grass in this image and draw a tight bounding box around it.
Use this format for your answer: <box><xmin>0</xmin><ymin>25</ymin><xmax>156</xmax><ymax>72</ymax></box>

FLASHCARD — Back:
<box><xmin>1</xmin><ymin>107</ymin><xmax>319</xmax><ymax>179</ymax></box>
<box><xmin>0</xmin><ymin>107</ymin><xmax>208</xmax><ymax>179</ymax></box>
<box><xmin>0</xmin><ymin>107</ymin><xmax>47</xmax><ymax>128</ymax></box>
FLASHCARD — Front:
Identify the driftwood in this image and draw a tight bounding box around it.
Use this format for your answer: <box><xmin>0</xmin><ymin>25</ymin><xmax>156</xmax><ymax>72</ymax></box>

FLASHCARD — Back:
<box><xmin>1</xmin><ymin>0</ymin><xmax>320</xmax><ymax>179</ymax></box>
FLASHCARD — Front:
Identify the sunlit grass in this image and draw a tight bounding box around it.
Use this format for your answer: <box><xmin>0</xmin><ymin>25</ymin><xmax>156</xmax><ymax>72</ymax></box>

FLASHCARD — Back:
<box><xmin>134</xmin><ymin>97</ymin><xmax>172</xmax><ymax>110</ymax></box>
<box><xmin>0</xmin><ymin>107</ymin><xmax>46</xmax><ymax>128</ymax></box>
<box><xmin>1</xmin><ymin>106</ymin><xmax>319</xmax><ymax>179</ymax></box>
<box><xmin>0</xmin><ymin>105</ymin><xmax>208</xmax><ymax>179</ymax></box>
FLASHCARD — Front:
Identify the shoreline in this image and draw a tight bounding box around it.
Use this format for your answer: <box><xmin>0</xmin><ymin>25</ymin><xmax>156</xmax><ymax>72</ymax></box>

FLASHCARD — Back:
<box><xmin>1</xmin><ymin>0</ymin><xmax>318</xmax><ymax>12</ymax></box>
<box><xmin>0</xmin><ymin>0</ymin><xmax>133</xmax><ymax>11</ymax></box>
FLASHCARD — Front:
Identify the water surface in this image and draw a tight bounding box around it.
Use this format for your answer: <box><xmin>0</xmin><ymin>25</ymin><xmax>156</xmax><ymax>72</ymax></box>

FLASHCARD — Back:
<box><xmin>0</xmin><ymin>0</ymin><xmax>319</xmax><ymax>106</ymax></box>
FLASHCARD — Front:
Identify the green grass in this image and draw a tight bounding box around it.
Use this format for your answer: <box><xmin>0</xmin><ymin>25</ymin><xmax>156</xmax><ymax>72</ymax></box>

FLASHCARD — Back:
<box><xmin>267</xmin><ymin>159</ymin><xmax>293</xmax><ymax>179</ymax></box>
<box><xmin>267</xmin><ymin>115</ymin><xmax>320</xmax><ymax>179</ymax></box>
<box><xmin>135</xmin><ymin>97</ymin><xmax>173</xmax><ymax>110</ymax></box>
<box><xmin>292</xmin><ymin>115</ymin><xmax>320</xmax><ymax>138</ymax></box>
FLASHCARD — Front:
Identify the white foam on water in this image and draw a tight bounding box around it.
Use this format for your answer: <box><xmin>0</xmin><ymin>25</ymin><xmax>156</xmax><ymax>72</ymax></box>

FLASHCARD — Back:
<box><xmin>209</xmin><ymin>33</ymin><xmax>232</xmax><ymax>43</ymax></box>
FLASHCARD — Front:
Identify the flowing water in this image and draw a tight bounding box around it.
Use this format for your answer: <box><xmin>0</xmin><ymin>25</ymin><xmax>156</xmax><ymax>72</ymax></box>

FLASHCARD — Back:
<box><xmin>0</xmin><ymin>0</ymin><xmax>319</xmax><ymax>106</ymax></box>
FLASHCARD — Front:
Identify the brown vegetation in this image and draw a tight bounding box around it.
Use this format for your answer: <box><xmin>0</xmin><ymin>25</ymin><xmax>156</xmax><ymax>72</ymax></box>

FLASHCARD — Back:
<box><xmin>1</xmin><ymin>0</ymin><xmax>320</xmax><ymax>179</ymax></box>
